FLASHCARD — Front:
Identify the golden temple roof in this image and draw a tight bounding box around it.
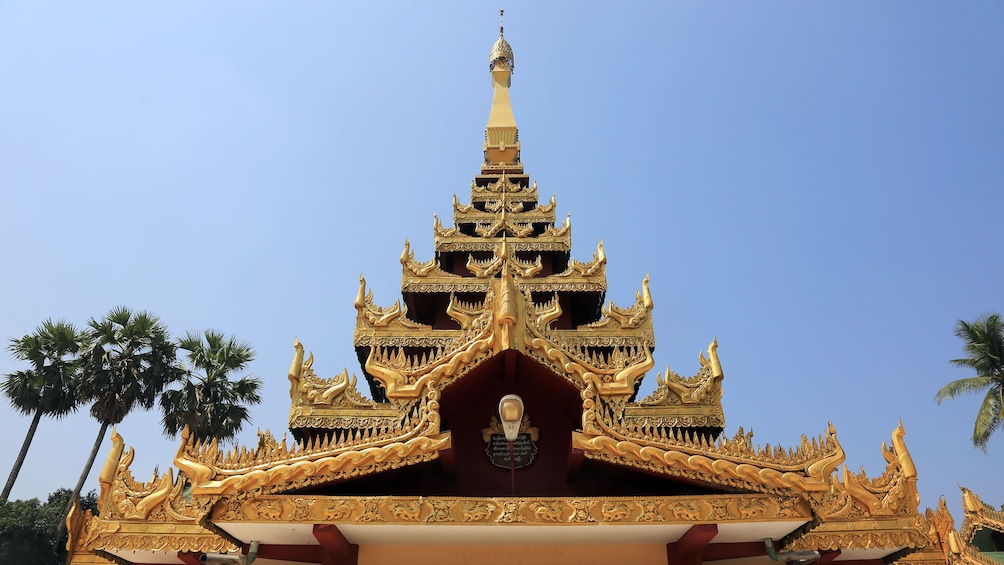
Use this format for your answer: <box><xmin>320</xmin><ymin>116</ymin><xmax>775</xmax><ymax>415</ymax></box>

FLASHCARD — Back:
<box><xmin>65</xmin><ymin>16</ymin><xmax>972</xmax><ymax>565</ymax></box>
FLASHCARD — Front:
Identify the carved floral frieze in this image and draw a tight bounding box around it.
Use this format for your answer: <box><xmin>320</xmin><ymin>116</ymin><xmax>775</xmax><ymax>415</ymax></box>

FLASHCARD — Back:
<box><xmin>213</xmin><ymin>494</ymin><xmax>810</xmax><ymax>525</ymax></box>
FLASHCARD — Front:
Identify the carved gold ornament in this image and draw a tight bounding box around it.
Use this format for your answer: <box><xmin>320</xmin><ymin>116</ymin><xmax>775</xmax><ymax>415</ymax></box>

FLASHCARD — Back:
<box><xmin>214</xmin><ymin>493</ymin><xmax>810</xmax><ymax>525</ymax></box>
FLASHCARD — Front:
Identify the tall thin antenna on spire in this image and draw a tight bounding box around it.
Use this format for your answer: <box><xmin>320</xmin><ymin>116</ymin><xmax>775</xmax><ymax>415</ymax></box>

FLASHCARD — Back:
<box><xmin>500</xmin><ymin>9</ymin><xmax>505</xmax><ymax>37</ymax></box>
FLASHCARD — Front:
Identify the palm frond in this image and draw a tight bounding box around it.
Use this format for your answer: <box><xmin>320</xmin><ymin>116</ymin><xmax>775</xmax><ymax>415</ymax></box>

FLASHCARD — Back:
<box><xmin>972</xmin><ymin>385</ymin><xmax>1004</xmax><ymax>451</ymax></box>
<box><xmin>935</xmin><ymin>376</ymin><xmax>994</xmax><ymax>403</ymax></box>
<box><xmin>162</xmin><ymin>330</ymin><xmax>260</xmax><ymax>443</ymax></box>
<box><xmin>941</xmin><ymin>312</ymin><xmax>1004</xmax><ymax>450</ymax></box>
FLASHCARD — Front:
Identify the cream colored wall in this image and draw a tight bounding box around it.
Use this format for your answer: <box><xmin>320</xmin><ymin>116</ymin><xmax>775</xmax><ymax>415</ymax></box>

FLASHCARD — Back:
<box><xmin>360</xmin><ymin>543</ymin><xmax>667</xmax><ymax>565</ymax></box>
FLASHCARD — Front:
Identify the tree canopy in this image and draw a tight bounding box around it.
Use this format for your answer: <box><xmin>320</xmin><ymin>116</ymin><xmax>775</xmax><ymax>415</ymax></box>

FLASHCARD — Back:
<box><xmin>2</xmin><ymin>320</ymin><xmax>85</xmax><ymax>500</ymax></box>
<box><xmin>936</xmin><ymin>312</ymin><xmax>1004</xmax><ymax>450</ymax></box>
<box><xmin>161</xmin><ymin>329</ymin><xmax>262</xmax><ymax>443</ymax></box>
<box><xmin>0</xmin><ymin>488</ymin><xmax>97</xmax><ymax>565</ymax></box>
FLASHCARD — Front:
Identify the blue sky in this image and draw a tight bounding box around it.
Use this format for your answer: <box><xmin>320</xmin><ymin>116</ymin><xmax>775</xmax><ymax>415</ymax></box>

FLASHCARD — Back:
<box><xmin>2</xmin><ymin>2</ymin><xmax>1003</xmax><ymax>521</ymax></box>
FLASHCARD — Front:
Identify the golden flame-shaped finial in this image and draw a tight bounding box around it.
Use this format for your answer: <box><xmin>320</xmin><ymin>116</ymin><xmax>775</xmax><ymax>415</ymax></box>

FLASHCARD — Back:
<box><xmin>490</xmin><ymin>9</ymin><xmax>514</xmax><ymax>72</ymax></box>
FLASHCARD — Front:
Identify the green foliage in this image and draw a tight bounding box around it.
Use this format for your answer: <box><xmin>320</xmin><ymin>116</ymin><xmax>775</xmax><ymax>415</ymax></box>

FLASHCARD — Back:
<box><xmin>0</xmin><ymin>489</ymin><xmax>97</xmax><ymax>565</ymax></box>
<box><xmin>77</xmin><ymin>306</ymin><xmax>181</xmax><ymax>426</ymax></box>
<box><xmin>161</xmin><ymin>330</ymin><xmax>262</xmax><ymax>442</ymax></box>
<box><xmin>2</xmin><ymin>319</ymin><xmax>83</xmax><ymax>418</ymax></box>
<box><xmin>937</xmin><ymin>313</ymin><xmax>1004</xmax><ymax>450</ymax></box>
<box><xmin>3</xmin><ymin>309</ymin><xmax>262</xmax><ymax>545</ymax></box>
<box><xmin>3</xmin><ymin>320</ymin><xmax>86</xmax><ymax>499</ymax></box>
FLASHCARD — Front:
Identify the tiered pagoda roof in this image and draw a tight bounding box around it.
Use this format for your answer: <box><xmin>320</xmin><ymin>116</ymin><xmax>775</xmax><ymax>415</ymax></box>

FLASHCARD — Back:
<box><xmin>67</xmin><ymin>18</ymin><xmax>976</xmax><ymax>565</ymax></box>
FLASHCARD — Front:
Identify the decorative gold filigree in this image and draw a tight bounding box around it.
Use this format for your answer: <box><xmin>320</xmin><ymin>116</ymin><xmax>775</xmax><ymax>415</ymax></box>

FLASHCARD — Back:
<box><xmin>575</xmin><ymin>375</ymin><xmax>845</xmax><ymax>495</ymax></box>
<box><xmin>94</xmin><ymin>431</ymin><xmax>179</xmax><ymax>522</ymax></box>
<box><xmin>529</xmin><ymin>291</ymin><xmax>562</xmax><ymax>329</ymax></box>
<box><xmin>959</xmin><ymin>487</ymin><xmax>1004</xmax><ymax>545</ymax></box>
<box><xmin>85</xmin><ymin>526</ymin><xmax>237</xmax><ymax>554</ymax></box>
<box><xmin>176</xmin><ymin>428</ymin><xmax>451</xmax><ymax>497</ymax></box>
<box><xmin>556</xmin><ymin>240</ymin><xmax>606</xmax><ymax>278</ymax></box>
<box><xmin>365</xmin><ymin>327</ymin><xmax>496</xmax><ymax>400</ymax></box>
<box><xmin>489</xmin><ymin>33</ymin><xmax>514</xmax><ymax>71</ymax></box>
<box><xmin>404</xmin><ymin>280</ymin><xmax>605</xmax><ymax>294</ymax></box>
<box><xmin>788</xmin><ymin>521</ymin><xmax>930</xmax><ymax>552</ymax></box>
<box><xmin>525</xmin><ymin>334</ymin><xmax>655</xmax><ymax>397</ymax></box>
<box><xmin>467</xmin><ymin>250</ymin><xmax>504</xmax><ymax>278</ymax></box>
<box><xmin>288</xmin><ymin>339</ymin><xmax>379</xmax><ymax>408</ymax></box>
<box><xmin>509</xmin><ymin>254</ymin><xmax>542</xmax><ymax>277</ymax></box>
<box><xmin>929</xmin><ymin>497</ymin><xmax>955</xmax><ymax>549</ymax></box>
<box><xmin>639</xmin><ymin>340</ymin><xmax>723</xmax><ymax>407</ymax></box>
<box><xmin>433</xmin><ymin>213</ymin><xmax>459</xmax><ymax>238</ymax></box>
<box><xmin>214</xmin><ymin>493</ymin><xmax>809</xmax><ymax>525</ymax></box>
<box><xmin>436</xmin><ymin>238</ymin><xmax>572</xmax><ymax>254</ymax></box>
<box><xmin>542</xmin><ymin>214</ymin><xmax>571</xmax><ymax>237</ymax></box>
<box><xmin>446</xmin><ymin>293</ymin><xmax>489</xmax><ymax>330</ymax></box>
<box><xmin>836</xmin><ymin>421</ymin><xmax>920</xmax><ymax>517</ymax></box>
<box><xmin>354</xmin><ymin>275</ymin><xmax>428</xmax><ymax>330</ymax></box>
<box><xmin>401</xmin><ymin>239</ymin><xmax>446</xmax><ymax>277</ymax></box>
<box><xmin>588</xmin><ymin>274</ymin><xmax>653</xmax><ymax>330</ymax></box>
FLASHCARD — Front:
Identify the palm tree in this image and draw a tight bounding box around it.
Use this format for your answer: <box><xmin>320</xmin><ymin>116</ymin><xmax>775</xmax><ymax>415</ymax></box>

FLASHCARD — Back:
<box><xmin>936</xmin><ymin>312</ymin><xmax>1004</xmax><ymax>451</ymax></box>
<box><xmin>1</xmin><ymin>320</ymin><xmax>85</xmax><ymax>501</ymax></box>
<box><xmin>59</xmin><ymin>307</ymin><xmax>179</xmax><ymax>539</ymax></box>
<box><xmin>160</xmin><ymin>330</ymin><xmax>262</xmax><ymax>444</ymax></box>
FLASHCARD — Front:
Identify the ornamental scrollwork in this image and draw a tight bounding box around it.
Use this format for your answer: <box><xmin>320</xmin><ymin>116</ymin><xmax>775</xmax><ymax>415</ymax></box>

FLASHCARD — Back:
<box><xmin>432</xmin><ymin>213</ymin><xmax>459</xmax><ymax>238</ymax></box>
<box><xmin>401</xmin><ymin>239</ymin><xmax>451</xmax><ymax>277</ymax></box>
<box><xmin>86</xmin><ymin>531</ymin><xmax>238</xmax><ymax>554</ymax></box>
<box><xmin>638</xmin><ymin>339</ymin><xmax>723</xmax><ymax>407</ymax></box>
<box><xmin>176</xmin><ymin>428</ymin><xmax>450</xmax><ymax>497</ymax></box>
<box><xmin>467</xmin><ymin>249</ymin><xmax>504</xmax><ymax>278</ymax></box>
<box><xmin>542</xmin><ymin>214</ymin><xmax>571</xmax><ymax>237</ymax></box>
<box><xmin>555</xmin><ymin>240</ymin><xmax>606</xmax><ymax>278</ymax></box>
<box><xmin>95</xmin><ymin>430</ymin><xmax>181</xmax><ymax>522</ymax></box>
<box><xmin>287</xmin><ymin>339</ymin><xmax>381</xmax><ymax>409</ymax></box>
<box><xmin>958</xmin><ymin>487</ymin><xmax>1004</xmax><ymax>547</ymax></box>
<box><xmin>835</xmin><ymin>421</ymin><xmax>920</xmax><ymax>517</ymax></box>
<box><xmin>214</xmin><ymin>494</ymin><xmax>809</xmax><ymax>525</ymax></box>
<box><xmin>587</xmin><ymin>274</ymin><xmax>653</xmax><ymax>330</ymax></box>
<box><xmin>788</xmin><ymin>528</ymin><xmax>930</xmax><ymax>552</ymax></box>
<box><xmin>435</xmin><ymin>239</ymin><xmax>571</xmax><ymax>253</ymax></box>
<box><xmin>528</xmin><ymin>292</ymin><xmax>561</xmax><ymax>329</ymax></box>
<box><xmin>574</xmin><ymin>392</ymin><xmax>847</xmax><ymax>495</ymax></box>
<box><xmin>354</xmin><ymin>275</ymin><xmax>428</xmax><ymax>330</ymax></box>
<box><xmin>446</xmin><ymin>293</ymin><xmax>490</xmax><ymax>330</ymax></box>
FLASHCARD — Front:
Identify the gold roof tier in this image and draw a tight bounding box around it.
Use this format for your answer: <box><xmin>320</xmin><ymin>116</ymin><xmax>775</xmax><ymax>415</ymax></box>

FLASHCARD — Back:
<box><xmin>401</xmin><ymin>239</ymin><xmax>607</xmax><ymax>294</ymax></box>
<box><xmin>71</xmin><ymin>414</ymin><xmax>940</xmax><ymax>564</ymax></box>
<box><xmin>452</xmin><ymin>192</ymin><xmax>557</xmax><ymax>228</ymax></box>
<box><xmin>432</xmin><ymin>234</ymin><xmax>572</xmax><ymax>253</ymax></box>
<box><xmin>954</xmin><ymin>488</ymin><xmax>1004</xmax><ymax>563</ymax></box>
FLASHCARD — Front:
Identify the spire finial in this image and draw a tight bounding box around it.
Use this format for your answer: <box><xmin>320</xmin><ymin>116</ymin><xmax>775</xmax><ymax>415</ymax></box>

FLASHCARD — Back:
<box><xmin>484</xmin><ymin>9</ymin><xmax>521</xmax><ymax>174</ymax></box>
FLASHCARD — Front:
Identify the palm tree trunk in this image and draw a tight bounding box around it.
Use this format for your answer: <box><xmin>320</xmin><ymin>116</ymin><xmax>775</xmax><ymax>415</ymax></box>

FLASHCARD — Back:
<box><xmin>56</xmin><ymin>421</ymin><xmax>110</xmax><ymax>543</ymax></box>
<box><xmin>1</xmin><ymin>407</ymin><xmax>44</xmax><ymax>501</ymax></box>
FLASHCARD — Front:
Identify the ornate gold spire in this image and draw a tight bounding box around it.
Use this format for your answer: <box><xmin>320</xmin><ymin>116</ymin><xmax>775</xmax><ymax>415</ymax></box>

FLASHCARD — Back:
<box><xmin>484</xmin><ymin>9</ymin><xmax>521</xmax><ymax>173</ymax></box>
<box><xmin>489</xmin><ymin>9</ymin><xmax>514</xmax><ymax>72</ymax></box>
